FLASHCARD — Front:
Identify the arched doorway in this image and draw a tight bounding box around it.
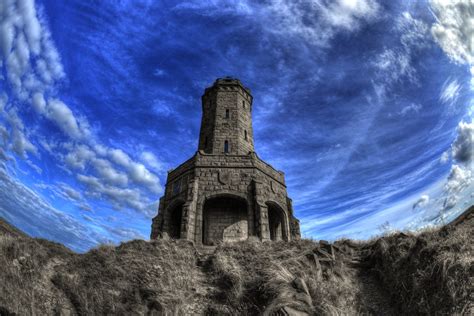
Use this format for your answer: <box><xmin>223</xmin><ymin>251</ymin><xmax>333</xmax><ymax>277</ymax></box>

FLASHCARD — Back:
<box><xmin>202</xmin><ymin>195</ymin><xmax>248</xmax><ymax>245</ymax></box>
<box><xmin>166</xmin><ymin>202</ymin><xmax>184</xmax><ymax>239</ymax></box>
<box><xmin>267</xmin><ymin>202</ymin><xmax>288</xmax><ymax>241</ymax></box>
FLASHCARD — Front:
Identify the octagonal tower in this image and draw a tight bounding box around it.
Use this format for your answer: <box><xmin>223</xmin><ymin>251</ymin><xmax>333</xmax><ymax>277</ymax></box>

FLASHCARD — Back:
<box><xmin>151</xmin><ymin>77</ymin><xmax>300</xmax><ymax>245</ymax></box>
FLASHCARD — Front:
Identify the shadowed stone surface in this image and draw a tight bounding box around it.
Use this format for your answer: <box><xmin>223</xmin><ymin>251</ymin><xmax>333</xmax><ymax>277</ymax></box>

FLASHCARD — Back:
<box><xmin>151</xmin><ymin>78</ymin><xmax>300</xmax><ymax>245</ymax></box>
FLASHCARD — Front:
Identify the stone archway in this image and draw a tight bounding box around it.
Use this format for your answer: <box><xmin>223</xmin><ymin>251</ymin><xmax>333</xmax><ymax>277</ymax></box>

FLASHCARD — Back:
<box><xmin>266</xmin><ymin>202</ymin><xmax>288</xmax><ymax>241</ymax></box>
<box><xmin>202</xmin><ymin>195</ymin><xmax>248</xmax><ymax>245</ymax></box>
<box><xmin>166</xmin><ymin>202</ymin><xmax>184</xmax><ymax>239</ymax></box>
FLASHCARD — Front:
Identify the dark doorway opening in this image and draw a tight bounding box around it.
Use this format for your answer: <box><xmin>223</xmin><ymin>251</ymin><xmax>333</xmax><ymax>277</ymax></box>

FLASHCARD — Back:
<box><xmin>267</xmin><ymin>202</ymin><xmax>287</xmax><ymax>241</ymax></box>
<box><xmin>168</xmin><ymin>203</ymin><xmax>183</xmax><ymax>239</ymax></box>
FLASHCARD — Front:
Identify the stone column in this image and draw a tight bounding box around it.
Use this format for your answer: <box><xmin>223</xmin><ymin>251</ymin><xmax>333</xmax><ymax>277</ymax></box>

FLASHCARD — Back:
<box><xmin>286</xmin><ymin>197</ymin><xmax>301</xmax><ymax>240</ymax></box>
<box><xmin>181</xmin><ymin>178</ymin><xmax>199</xmax><ymax>241</ymax></box>
<box><xmin>150</xmin><ymin>197</ymin><xmax>165</xmax><ymax>239</ymax></box>
<box><xmin>252</xmin><ymin>180</ymin><xmax>270</xmax><ymax>241</ymax></box>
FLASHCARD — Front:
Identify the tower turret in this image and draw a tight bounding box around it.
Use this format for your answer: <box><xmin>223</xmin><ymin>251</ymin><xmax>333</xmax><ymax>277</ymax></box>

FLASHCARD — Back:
<box><xmin>198</xmin><ymin>77</ymin><xmax>254</xmax><ymax>155</ymax></box>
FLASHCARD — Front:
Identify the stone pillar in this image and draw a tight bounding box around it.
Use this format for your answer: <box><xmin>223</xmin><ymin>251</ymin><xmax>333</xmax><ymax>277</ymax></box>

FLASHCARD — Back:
<box><xmin>150</xmin><ymin>197</ymin><xmax>165</xmax><ymax>239</ymax></box>
<box><xmin>258</xmin><ymin>203</ymin><xmax>270</xmax><ymax>241</ymax></box>
<box><xmin>181</xmin><ymin>178</ymin><xmax>199</xmax><ymax>241</ymax></box>
<box><xmin>194</xmin><ymin>199</ymin><xmax>204</xmax><ymax>245</ymax></box>
<box><xmin>252</xmin><ymin>180</ymin><xmax>270</xmax><ymax>241</ymax></box>
<box><xmin>287</xmin><ymin>197</ymin><xmax>301</xmax><ymax>240</ymax></box>
<box><xmin>246</xmin><ymin>198</ymin><xmax>255</xmax><ymax>237</ymax></box>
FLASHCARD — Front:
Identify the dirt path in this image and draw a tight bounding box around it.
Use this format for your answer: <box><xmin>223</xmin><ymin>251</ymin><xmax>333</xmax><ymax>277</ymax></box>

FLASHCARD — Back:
<box><xmin>356</xmin><ymin>270</ymin><xmax>397</xmax><ymax>315</ymax></box>
<box><xmin>180</xmin><ymin>248</ymin><xmax>218</xmax><ymax>314</ymax></box>
<box><xmin>346</xmin><ymin>250</ymin><xmax>398</xmax><ymax>315</ymax></box>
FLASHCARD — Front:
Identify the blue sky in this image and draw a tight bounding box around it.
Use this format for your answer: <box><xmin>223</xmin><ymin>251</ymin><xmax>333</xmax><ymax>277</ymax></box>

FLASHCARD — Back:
<box><xmin>0</xmin><ymin>0</ymin><xmax>472</xmax><ymax>252</ymax></box>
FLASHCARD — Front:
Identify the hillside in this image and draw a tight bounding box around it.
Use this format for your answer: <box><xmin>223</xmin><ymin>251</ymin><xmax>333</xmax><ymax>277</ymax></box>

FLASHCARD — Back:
<box><xmin>0</xmin><ymin>218</ymin><xmax>28</xmax><ymax>239</ymax></box>
<box><xmin>0</xmin><ymin>206</ymin><xmax>472</xmax><ymax>315</ymax></box>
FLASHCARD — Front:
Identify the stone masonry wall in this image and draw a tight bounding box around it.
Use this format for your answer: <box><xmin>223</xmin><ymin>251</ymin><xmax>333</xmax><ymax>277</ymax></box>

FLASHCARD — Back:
<box><xmin>198</xmin><ymin>78</ymin><xmax>254</xmax><ymax>156</ymax></box>
<box><xmin>202</xmin><ymin>196</ymin><xmax>248</xmax><ymax>245</ymax></box>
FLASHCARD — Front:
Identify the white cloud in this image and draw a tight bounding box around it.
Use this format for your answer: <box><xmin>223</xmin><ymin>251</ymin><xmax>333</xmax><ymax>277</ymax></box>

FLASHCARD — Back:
<box><xmin>0</xmin><ymin>126</ymin><xmax>9</xmax><ymax>144</ymax></box>
<box><xmin>77</xmin><ymin>174</ymin><xmax>102</xmax><ymax>189</ymax></box>
<box><xmin>46</xmin><ymin>99</ymin><xmax>84</xmax><ymax>139</ymax></box>
<box><xmin>108</xmin><ymin>148</ymin><xmax>162</xmax><ymax>193</ymax></box>
<box><xmin>428</xmin><ymin>1</ymin><xmax>474</xmax><ymax>223</ymax></box>
<box><xmin>0</xmin><ymin>92</ymin><xmax>8</xmax><ymax>111</ymax></box>
<box><xmin>64</xmin><ymin>144</ymin><xmax>95</xmax><ymax>170</ymax></box>
<box><xmin>0</xmin><ymin>148</ymin><xmax>10</xmax><ymax>161</ymax></box>
<box><xmin>18</xmin><ymin>0</ymin><xmax>42</xmax><ymax>55</ymax></box>
<box><xmin>109</xmin><ymin>148</ymin><xmax>131</xmax><ymax>167</ymax></box>
<box><xmin>77</xmin><ymin>173</ymin><xmax>152</xmax><ymax>215</ymax></box>
<box><xmin>430</xmin><ymin>0</ymin><xmax>474</xmax><ymax>65</ymax></box>
<box><xmin>400</xmin><ymin>103</ymin><xmax>422</xmax><ymax>116</ymax></box>
<box><xmin>397</xmin><ymin>12</ymin><xmax>429</xmax><ymax>49</ymax></box>
<box><xmin>152</xmin><ymin>100</ymin><xmax>175</xmax><ymax>117</ymax></box>
<box><xmin>91</xmin><ymin>158</ymin><xmax>129</xmax><ymax>187</ymax></box>
<box><xmin>79</xmin><ymin>203</ymin><xmax>92</xmax><ymax>212</ymax></box>
<box><xmin>31</xmin><ymin>92</ymin><xmax>46</xmax><ymax>113</ymax></box>
<box><xmin>413</xmin><ymin>194</ymin><xmax>429</xmax><ymax>209</ymax></box>
<box><xmin>0</xmin><ymin>0</ymin><xmax>163</xmax><ymax>226</ymax></box>
<box><xmin>129</xmin><ymin>163</ymin><xmax>159</xmax><ymax>189</ymax></box>
<box><xmin>35</xmin><ymin>181</ymin><xmax>85</xmax><ymax>203</ymax></box>
<box><xmin>59</xmin><ymin>183</ymin><xmax>82</xmax><ymax>201</ymax></box>
<box><xmin>26</xmin><ymin>159</ymin><xmax>42</xmax><ymax>174</ymax></box>
<box><xmin>440</xmin><ymin>78</ymin><xmax>461</xmax><ymax>106</ymax></box>
<box><xmin>0</xmin><ymin>0</ymin><xmax>64</xmax><ymax>99</ymax></box>
<box><xmin>374</xmin><ymin>49</ymin><xmax>416</xmax><ymax>84</ymax></box>
<box><xmin>269</xmin><ymin>0</ymin><xmax>380</xmax><ymax>47</ymax></box>
<box><xmin>437</xmin><ymin>162</ymin><xmax>473</xmax><ymax>215</ymax></box>
<box><xmin>4</xmin><ymin>108</ymin><xmax>37</xmax><ymax>158</ymax></box>
<box><xmin>373</xmin><ymin>12</ymin><xmax>429</xmax><ymax>90</ymax></box>
<box><xmin>153</xmin><ymin>68</ymin><xmax>166</xmax><ymax>77</ymax></box>
<box><xmin>0</xmin><ymin>0</ymin><xmax>80</xmax><ymax>145</ymax></box>
<box><xmin>61</xmin><ymin>143</ymin><xmax>162</xmax><ymax>210</ymax></box>
<box><xmin>176</xmin><ymin>0</ymin><xmax>379</xmax><ymax>47</ymax></box>
<box><xmin>440</xmin><ymin>151</ymin><xmax>450</xmax><ymax>164</ymax></box>
<box><xmin>445</xmin><ymin>164</ymin><xmax>472</xmax><ymax>193</ymax></box>
<box><xmin>451</xmin><ymin>121</ymin><xmax>473</xmax><ymax>163</ymax></box>
<box><xmin>140</xmin><ymin>151</ymin><xmax>164</xmax><ymax>171</ymax></box>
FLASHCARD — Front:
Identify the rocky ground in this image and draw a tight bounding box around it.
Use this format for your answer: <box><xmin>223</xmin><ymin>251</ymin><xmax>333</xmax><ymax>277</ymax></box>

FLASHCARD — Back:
<box><xmin>0</xmin><ymin>205</ymin><xmax>472</xmax><ymax>315</ymax></box>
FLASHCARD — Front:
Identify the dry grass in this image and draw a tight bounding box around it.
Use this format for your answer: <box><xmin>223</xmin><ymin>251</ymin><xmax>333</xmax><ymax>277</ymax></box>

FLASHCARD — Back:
<box><xmin>0</xmin><ymin>235</ymin><xmax>73</xmax><ymax>315</ymax></box>
<box><xmin>366</xmin><ymin>217</ymin><xmax>474</xmax><ymax>315</ymax></box>
<box><xmin>206</xmin><ymin>239</ymin><xmax>363</xmax><ymax>315</ymax></box>
<box><xmin>0</xmin><ymin>235</ymin><xmax>203</xmax><ymax>315</ymax></box>
<box><xmin>0</xmin><ymin>207</ymin><xmax>472</xmax><ymax>315</ymax></box>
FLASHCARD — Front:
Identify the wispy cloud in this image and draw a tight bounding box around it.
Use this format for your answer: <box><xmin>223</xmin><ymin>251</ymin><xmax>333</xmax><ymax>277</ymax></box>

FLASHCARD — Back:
<box><xmin>413</xmin><ymin>195</ymin><xmax>429</xmax><ymax>210</ymax></box>
<box><xmin>174</xmin><ymin>0</ymin><xmax>380</xmax><ymax>48</ymax></box>
<box><xmin>399</xmin><ymin>103</ymin><xmax>422</xmax><ymax>116</ymax></box>
<box><xmin>0</xmin><ymin>167</ymin><xmax>101</xmax><ymax>252</ymax></box>
<box><xmin>440</xmin><ymin>78</ymin><xmax>461</xmax><ymax>106</ymax></box>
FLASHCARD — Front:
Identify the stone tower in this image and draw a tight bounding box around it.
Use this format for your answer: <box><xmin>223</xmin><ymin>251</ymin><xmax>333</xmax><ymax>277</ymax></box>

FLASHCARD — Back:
<box><xmin>151</xmin><ymin>78</ymin><xmax>300</xmax><ymax>245</ymax></box>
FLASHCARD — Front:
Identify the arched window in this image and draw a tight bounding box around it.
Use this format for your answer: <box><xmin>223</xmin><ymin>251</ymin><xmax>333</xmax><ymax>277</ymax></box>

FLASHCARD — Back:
<box><xmin>244</xmin><ymin>130</ymin><xmax>248</xmax><ymax>140</ymax></box>
<box><xmin>224</xmin><ymin>140</ymin><xmax>229</xmax><ymax>153</ymax></box>
<box><xmin>225</xmin><ymin>109</ymin><xmax>230</xmax><ymax>119</ymax></box>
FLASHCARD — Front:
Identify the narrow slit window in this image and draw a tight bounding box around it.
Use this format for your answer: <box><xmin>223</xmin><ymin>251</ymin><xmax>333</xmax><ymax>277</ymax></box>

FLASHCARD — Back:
<box><xmin>224</xmin><ymin>140</ymin><xmax>229</xmax><ymax>153</ymax></box>
<box><xmin>242</xmin><ymin>100</ymin><xmax>245</xmax><ymax>108</ymax></box>
<box><xmin>244</xmin><ymin>130</ymin><xmax>248</xmax><ymax>140</ymax></box>
<box><xmin>225</xmin><ymin>109</ymin><xmax>230</xmax><ymax>119</ymax></box>
<box><xmin>204</xmin><ymin>136</ymin><xmax>208</xmax><ymax>148</ymax></box>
